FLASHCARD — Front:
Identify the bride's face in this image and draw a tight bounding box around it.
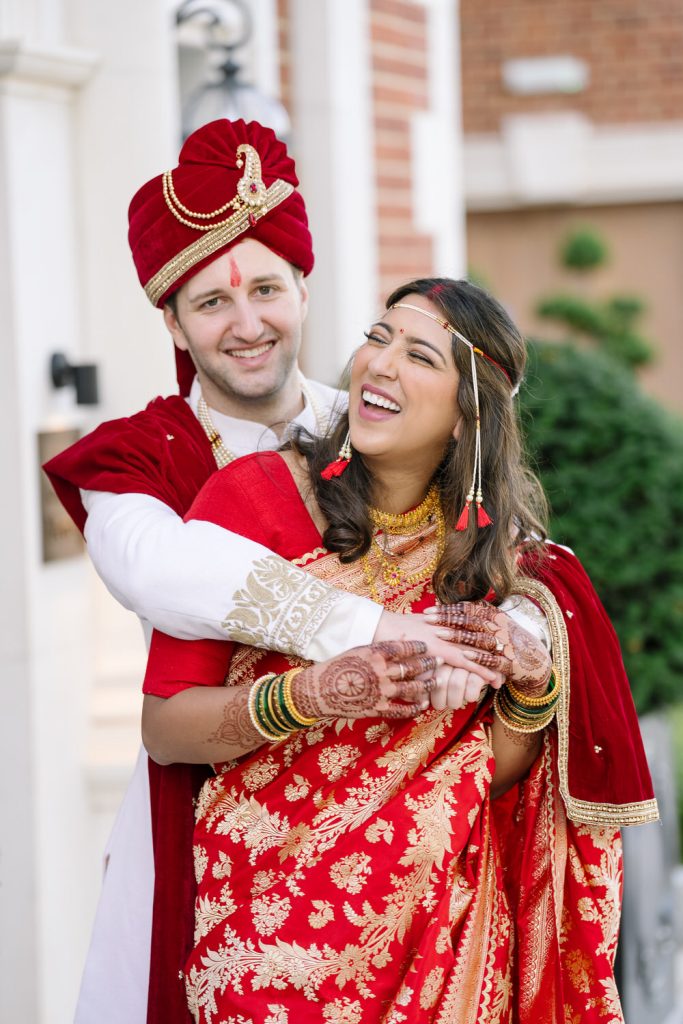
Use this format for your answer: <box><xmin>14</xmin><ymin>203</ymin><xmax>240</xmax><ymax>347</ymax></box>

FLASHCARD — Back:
<box><xmin>348</xmin><ymin>295</ymin><xmax>461</xmax><ymax>472</ymax></box>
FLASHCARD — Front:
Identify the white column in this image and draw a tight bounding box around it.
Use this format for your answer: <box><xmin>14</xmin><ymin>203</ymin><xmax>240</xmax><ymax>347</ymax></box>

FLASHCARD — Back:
<box><xmin>0</xmin><ymin>1</ymin><xmax>181</xmax><ymax>1018</ymax></box>
<box><xmin>0</xmin><ymin>37</ymin><xmax>98</xmax><ymax>1024</ymax></box>
<box><xmin>411</xmin><ymin>0</ymin><xmax>467</xmax><ymax>276</ymax></box>
<box><xmin>289</xmin><ymin>0</ymin><xmax>378</xmax><ymax>384</ymax></box>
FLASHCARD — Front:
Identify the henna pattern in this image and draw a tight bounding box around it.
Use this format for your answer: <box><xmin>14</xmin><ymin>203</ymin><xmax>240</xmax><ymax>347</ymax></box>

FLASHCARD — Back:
<box><xmin>510</xmin><ymin>624</ymin><xmax>546</xmax><ymax>673</ymax></box>
<box><xmin>388</xmin><ymin>654</ymin><xmax>438</xmax><ymax>680</ymax></box>
<box><xmin>291</xmin><ymin>644</ymin><xmax>428</xmax><ymax>722</ymax></box>
<box><xmin>374</xmin><ymin>640</ymin><xmax>427</xmax><ymax>659</ymax></box>
<box><xmin>208</xmin><ymin>691</ymin><xmax>259</xmax><ymax>747</ymax></box>
<box><xmin>290</xmin><ymin>669</ymin><xmax>324</xmax><ymax>721</ymax></box>
<box><xmin>442</xmin><ymin>627</ymin><xmax>499</xmax><ymax>652</ymax></box>
<box><xmin>498</xmin><ymin>720</ymin><xmax>544</xmax><ymax>749</ymax></box>
<box><xmin>431</xmin><ymin>601</ymin><xmax>550</xmax><ymax>694</ymax></box>
<box><xmin>392</xmin><ymin>678</ymin><xmax>432</xmax><ymax>704</ymax></box>
<box><xmin>320</xmin><ymin>656</ymin><xmax>382</xmax><ymax>714</ymax></box>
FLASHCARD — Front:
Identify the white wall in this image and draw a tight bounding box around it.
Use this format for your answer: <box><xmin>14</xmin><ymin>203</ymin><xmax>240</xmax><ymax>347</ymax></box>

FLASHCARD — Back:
<box><xmin>0</xmin><ymin>2</ymin><xmax>179</xmax><ymax>1018</ymax></box>
<box><xmin>289</xmin><ymin>0</ymin><xmax>379</xmax><ymax>385</ymax></box>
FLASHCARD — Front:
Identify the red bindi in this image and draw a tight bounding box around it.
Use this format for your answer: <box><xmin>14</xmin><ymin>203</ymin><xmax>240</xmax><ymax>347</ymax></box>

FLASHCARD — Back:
<box><xmin>229</xmin><ymin>257</ymin><xmax>242</xmax><ymax>287</ymax></box>
<box><xmin>399</xmin><ymin>328</ymin><xmax>405</xmax><ymax>334</ymax></box>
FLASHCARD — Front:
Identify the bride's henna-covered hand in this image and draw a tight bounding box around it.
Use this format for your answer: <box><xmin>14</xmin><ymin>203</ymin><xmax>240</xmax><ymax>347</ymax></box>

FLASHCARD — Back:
<box><xmin>424</xmin><ymin>601</ymin><xmax>552</xmax><ymax>696</ymax></box>
<box><xmin>372</xmin><ymin>610</ymin><xmax>506</xmax><ymax>692</ymax></box>
<box><xmin>290</xmin><ymin>640</ymin><xmax>437</xmax><ymax>721</ymax></box>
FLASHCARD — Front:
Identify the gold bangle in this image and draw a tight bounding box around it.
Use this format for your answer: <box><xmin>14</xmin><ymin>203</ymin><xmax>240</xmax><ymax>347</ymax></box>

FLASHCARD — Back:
<box><xmin>498</xmin><ymin>686</ymin><xmax>557</xmax><ymax>727</ymax></box>
<box><xmin>507</xmin><ymin>672</ymin><xmax>559</xmax><ymax>708</ymax></box>
<box><xmin>282</xmin><ymin>668</ymin><xmax>317</xmax><ymax>727</ymax></box>
<box><xmin>248</xmin><ymin>678</ymin><xmax>283</xmax><ymax>742</ymax></box>
<box><xmin>493</xmin><ymin>689</ymin><xmax>555</xmax><ymax>734</ymax></box>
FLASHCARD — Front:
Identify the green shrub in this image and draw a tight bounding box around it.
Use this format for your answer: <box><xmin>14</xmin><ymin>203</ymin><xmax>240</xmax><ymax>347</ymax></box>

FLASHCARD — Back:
<box><xmin>536</xmin><ymin>294</ymin><xmax>655</xmax><ymax>368</ymax></box>
<box><xmin>561</xmin><ymin>227</ymin><xmax>608</xmax><ymax>270</ymax></box>
<box><xmin>520</xmin><ymin>340</ymin><xmax>683</xmax><ymax>713</ymax></box>
<box><xmin>538</xmin><ymin>227</ymin><xmax>655</xmax><ymax>369</ymax></box>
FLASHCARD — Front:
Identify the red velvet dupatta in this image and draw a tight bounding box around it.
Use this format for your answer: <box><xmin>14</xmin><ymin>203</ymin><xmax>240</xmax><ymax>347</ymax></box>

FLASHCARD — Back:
<box><xmin>142</xmin><ymin>453</ymin><xmax>657</xmax><ymax>1023</ymax></box>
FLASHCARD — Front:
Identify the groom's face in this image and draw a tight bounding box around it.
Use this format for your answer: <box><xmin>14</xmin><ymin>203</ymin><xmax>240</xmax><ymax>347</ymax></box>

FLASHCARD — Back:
<box><xmin>164</xmin><ymin>239</ymin><xmax>309</xmax><ymax>415</ymax></box>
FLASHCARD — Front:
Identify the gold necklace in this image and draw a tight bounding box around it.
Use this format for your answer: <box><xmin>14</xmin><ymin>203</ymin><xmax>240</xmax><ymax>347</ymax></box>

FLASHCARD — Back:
<box><xmin>197</xmin><ymin>375</ymin><xmax>330</xmax><ymax>470</ymax></box>
<box><xmin>369</xmin><ymin>485</ymin><xmax>441</xmax><ymax>534</ymax></box>
<box><xmin>362</xmin><ymin>485</ymin><xmax>446</xmax><ymax>602</ymax></box>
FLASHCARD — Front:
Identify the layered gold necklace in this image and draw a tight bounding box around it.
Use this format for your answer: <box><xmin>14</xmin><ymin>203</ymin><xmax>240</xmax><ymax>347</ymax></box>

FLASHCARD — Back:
<box><xmin>361</xmin><ymin>484</ymin><xmax>446</xmax><ymax>602</ymax></box>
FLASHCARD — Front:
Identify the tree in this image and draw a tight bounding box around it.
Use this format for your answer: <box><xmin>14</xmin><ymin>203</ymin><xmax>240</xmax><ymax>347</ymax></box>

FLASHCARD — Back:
<box><xmin>521</xmin><ymin>341</ymin><xmax>683</xmax><ymax>712</ymax></box>
<box><xmin>517</xmin><ymin>229</ymin><xmax>683</xmax><ymax>713</ymax></box>
<box><xmin>536</xmin><ymin>227</ymin><xmax>655</xmax><ymax>370</ymax></box>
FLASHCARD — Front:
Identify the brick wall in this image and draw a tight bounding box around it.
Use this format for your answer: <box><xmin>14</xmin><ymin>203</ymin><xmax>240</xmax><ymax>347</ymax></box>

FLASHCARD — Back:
<box><xmin>277</xmin><ymin>0</ymin><xmax>437</xmax><ymax>304</ymax></box>
<box><xmin>370</xmin><ymin>0</ymin><xmax>434</xmax><ymax>303</ymax></box>
<box><xmin>460</xmin><ymin>0</ymin><xmax>683</xmax><ymax>134</ymax></box>
<box><xmin>276</xmin><ymin>0</ymin><xmax>292</xmax><ymax>116</ymax></box>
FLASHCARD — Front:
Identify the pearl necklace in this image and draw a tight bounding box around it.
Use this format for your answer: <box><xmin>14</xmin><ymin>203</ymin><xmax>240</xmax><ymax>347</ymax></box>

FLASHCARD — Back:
<box><xmin>197</xmin><ymin>375</ymin><xmax>330</xmax><ymax>469</ymax></box>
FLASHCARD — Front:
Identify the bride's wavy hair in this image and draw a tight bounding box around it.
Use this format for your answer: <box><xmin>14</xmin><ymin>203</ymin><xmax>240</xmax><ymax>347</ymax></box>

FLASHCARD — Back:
<box><xmin>291</xmin><ymin>277</ymin><xmax>548</xmax><ymax>602</ymax></box>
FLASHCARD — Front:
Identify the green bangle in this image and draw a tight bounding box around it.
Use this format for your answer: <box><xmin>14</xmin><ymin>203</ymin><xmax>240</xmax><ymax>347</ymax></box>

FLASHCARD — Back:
<box><xmin>248</xmin><ymin>678</ymin><xmax>284</xmax><ymax>742</ymax></box>
<box><xmin>265</xmin><ymin>674</ymin><xmax>294</xmax><ymax>733</ymax></box>
<box><xmin>272</xmin><ymin>675</ymin><xmax>302</xmax><ymax>731</ymax></box>
<box><xmin>494</xmin><ymin>689</ymin><xmax>556</xmax><ymax>733</ymax></box>
<box><xmin>503</xmin><ymin>687</ymin><xmax>559</xmax><ymax>719</ymax></box>
<box><xmin>255</xmin><ymin>675</ymin><xmax>290</xmax><ymax>740</ymax></box>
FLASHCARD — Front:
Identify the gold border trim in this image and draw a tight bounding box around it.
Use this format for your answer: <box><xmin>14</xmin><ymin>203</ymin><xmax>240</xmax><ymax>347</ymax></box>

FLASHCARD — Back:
<box><xmin>512</xmin><ymin>576</ymin><xmax>659</xmax><ymax>828</ymax></box>
<box><xmin>144</xmin><ymin>178</ymin><xmax>294</xmax><ymax>306</ymax></box>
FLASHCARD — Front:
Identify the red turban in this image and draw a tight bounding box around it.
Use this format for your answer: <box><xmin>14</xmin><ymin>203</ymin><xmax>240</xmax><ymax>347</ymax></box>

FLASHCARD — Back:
<box><xmin>127</xmin><ymin>118</ymin><xmax>314</xmax><ymax>394</ymax></box>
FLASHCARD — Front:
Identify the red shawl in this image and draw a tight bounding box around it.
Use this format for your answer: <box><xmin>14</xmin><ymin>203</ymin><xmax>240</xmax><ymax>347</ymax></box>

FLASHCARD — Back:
<box><xmin>42</xmin><ymin>395</ymin><xmax>214</xmax><ymax>533</ymax></box>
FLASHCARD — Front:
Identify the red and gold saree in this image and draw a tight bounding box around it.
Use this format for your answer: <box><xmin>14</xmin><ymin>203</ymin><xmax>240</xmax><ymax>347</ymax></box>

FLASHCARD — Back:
<box><xmin>144</xmin><ymin>452</ymin><xmax>657</xmax><ymax>1024</ymax></box>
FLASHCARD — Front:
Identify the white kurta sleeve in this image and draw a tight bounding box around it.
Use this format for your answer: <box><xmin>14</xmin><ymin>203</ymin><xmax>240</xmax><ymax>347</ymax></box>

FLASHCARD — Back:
<box><xmin>82</xmin><ymin>490</ymin><xmax>382</xmax><ymax>661</ymax></box>
<box><xmin>499</xmin><ymin>593</ymin><xmax>552</xmax><ymax>652</ymax></box>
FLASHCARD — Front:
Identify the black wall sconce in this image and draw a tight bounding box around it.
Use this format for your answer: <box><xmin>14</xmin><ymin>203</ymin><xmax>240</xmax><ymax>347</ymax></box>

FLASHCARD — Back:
<box><xmin>50</xmin><ymin>352</ymin><xmax>100</xmax><ymax>406</ymax></box>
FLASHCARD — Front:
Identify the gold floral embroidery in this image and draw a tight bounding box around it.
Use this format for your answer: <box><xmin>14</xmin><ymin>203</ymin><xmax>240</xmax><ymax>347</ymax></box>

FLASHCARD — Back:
<box><xmin>364</xmin><ymin>818</ymin><xmax>394</xmax><ymax>845</ymax></box>
<box><xmin>242</xmin><ymin>756</ymin><xmax>279</xmax><ymax>792</ymax></box>
<box><xmin>571</xmin><ymin>826</ymin><xmax>623</xmax><ymax>961</ymax></box>
<box><xmin>188</xmin><ymin>529</ymin><xmax>627</xmax><ymax>1022</ymax></box>
<box><xmin>252</xmin><ymin>893</ymin><xmax>292</xmax><ymax>936</ymax></box>
<box><xmin>284</xmin><ymin>775</ymin><xmax>311</xmax><ymax>802</ymax></box>
<box><xmin>222</xmin><ymin>555</ymin><xmax>344</xmax><ymax>655</ymax></box>
<box><xmin>322</xmin><ymin>998</ymin><xmax>363</xmax><ymax>1023</ymax></box>
<box><xmin>292</xmin><ymin>545</ymin><xmax>435</xmax><ymax>613</ymax></box>
<box><xmin>194</xmin><ymin>845</ymin><xmax>208</xmax><ymax>884</ymax></box>
<box><xmin>308</xmin><ymin>899</ymin><xmax>335</xmax><ymax>929</ymax></box>
<box><xmin>264</xmin><ymin>1007</ymin><xmax>289</xmax><ymax>1024</ymax></box>
<box><xmin>211</xmin><ymin>851</ymin><xmax>232</xmax><ymax>880</ymax></box>
<box><xmin>329</xmin><ymin>852</ymin><xmax>372</xmax><ymax>894</ymax></box>
<box><xmin>188</xmin><ymin>725</ymin><xmax>495</xmax><ymax>1014</ymax></box>
<box><xmin>208</xmin><ymin>787</ymin><xmax>292</xmax><ymax>864</ymax></box>
<box><xmin>195</xmin><ymin>883</ymin><xmax>236</xmax><ymax>942</ymax></box>
<box><xmin>586</xmin><ymin>975</ymin><xmax>624</xmax><ymax>1020</ymax></box>
<box><xmin>435</xmin><ymin>925</ymin><xmax>451</xmax><ymax>955</ymax></box>
<box><xmin>364</xmin><ymin>722</ymin><xmax>392</xmax><ymax>745</ymax></box>
<box><xmin>318</xmin><ymin>744</ymin><xmax>361</xmax><ymax>782</ymax></box>
<box><xmin>565</xmin><ymin>948</ymin><xmax>594</xmax><ymax>993</ymax></box>
<box><xmin>420</xmin><ymin>966</ymin><xmax>445</xmax><ymax>1009</ymax></box>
